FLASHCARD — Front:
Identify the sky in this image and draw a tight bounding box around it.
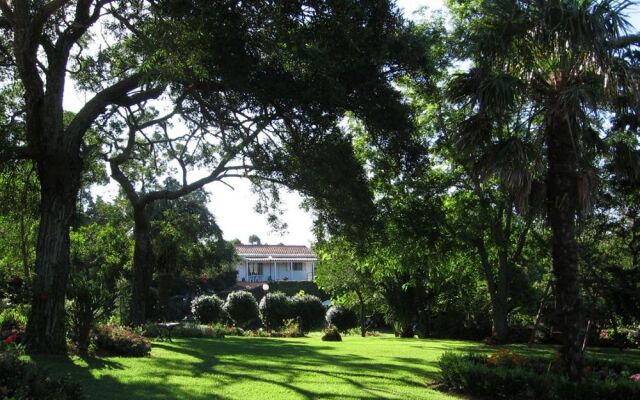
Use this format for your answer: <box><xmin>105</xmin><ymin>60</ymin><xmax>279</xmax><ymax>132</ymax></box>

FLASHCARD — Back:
<box><xmin>80</xmin><ymin>0</ymin><xmax>639</xmax><ymax>247</ymax></box>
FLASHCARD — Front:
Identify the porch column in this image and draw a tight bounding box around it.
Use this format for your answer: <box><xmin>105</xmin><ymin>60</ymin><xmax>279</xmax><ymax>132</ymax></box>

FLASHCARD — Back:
<box><xmin>273</xmin><ymin>260</ymin><xmax>276</xmax><ymax>281</ymax></box>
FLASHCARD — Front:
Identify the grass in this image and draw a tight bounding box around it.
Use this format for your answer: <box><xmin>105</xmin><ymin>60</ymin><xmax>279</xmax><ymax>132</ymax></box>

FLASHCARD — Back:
<box><xmin>31</xmin><ymin>334</ymin><xmax>640</xmax><ymax>400</ymax></box>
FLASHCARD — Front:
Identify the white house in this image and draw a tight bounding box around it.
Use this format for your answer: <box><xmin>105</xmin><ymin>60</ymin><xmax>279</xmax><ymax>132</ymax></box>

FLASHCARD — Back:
<box><xmin>235</xmin><ymin>244</ymin><xmax>317</xmax><ymax>282</ymax></box>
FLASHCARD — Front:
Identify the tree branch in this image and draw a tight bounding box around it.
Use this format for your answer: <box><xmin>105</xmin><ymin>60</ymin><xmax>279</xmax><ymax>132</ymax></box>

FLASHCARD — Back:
<box><xmin>609</xmin><ymin>34</ymin><xmax>640</xmax><ymax>49</ymax></box>
<box><xmin>0</xmin><ymin>145</ymin><xmax>37</xmax><ymax>163</ymax></box>
<box><xmin>32</xmin><ymin>0</ymin><xmax>72</xmax><ymax>36</ymax></box>
<box><xmin>140</xmin><ymin>121</ymin><xmax>269</xmax><ymax>205</ymax></box>
<box><xmin>109</xmin><ymin>159</ymin><xmax>140</xmax><ymax>204</ymax></box>
<box><xmin>66</xmin><ymin>74</ymin><xmax>159</xmax><ymax>148</ymax></box>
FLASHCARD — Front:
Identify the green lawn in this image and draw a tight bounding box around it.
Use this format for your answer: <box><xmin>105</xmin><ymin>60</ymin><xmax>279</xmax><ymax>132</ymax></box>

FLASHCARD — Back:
<box><xmin>31</xmin><ymin>334</ymin><xmax>640</xmax><ymax>400</ymax></box>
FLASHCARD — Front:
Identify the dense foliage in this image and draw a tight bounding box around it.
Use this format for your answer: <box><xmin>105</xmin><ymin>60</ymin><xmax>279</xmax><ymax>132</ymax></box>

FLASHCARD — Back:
<box><xmin>0</xmin><ymin>352</ymin><xmax>84</xmax><ymax>399</ymax></box>
<box><xmin>224</xmin><ymin>291</ymin><xmax>260</xmax><ymax>329</ymax></box>
<box><xmin>290</xmin><ymin>294</ymin><xmax>326</xmax><ymax>334</ymax></box>
<box><xmin>259</xmin><ymin>292</ymin><xmax>293</xmax><ymax>331</ymax></box>
<box><xmin>191</xmin><ymin>295</ymin><xmax>225</xmax><ymax>325</ymax></box>
<box><xmin>439</xmin><ymin>352</ymin><xmax>640</xmax><ymax>400</ymax></box>
<box><xmin>326</xmin><ymin>306</ymin><xmax>358</xmax><ymax>333</ymax></box>
<box><xmin>93</xmin><ymin>325</ymin><xmax>151</xmax><ymax>357</ymax></box>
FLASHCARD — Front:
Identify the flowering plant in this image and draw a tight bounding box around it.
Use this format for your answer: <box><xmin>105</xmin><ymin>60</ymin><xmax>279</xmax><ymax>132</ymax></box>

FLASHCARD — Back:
<box><xmin>485</xmin><ymin>349</ymin><xmax>527</xmax><ymax>367</ymax></box>
<box><xmin>2</xmin><ymin>334</ymin><xmax>18</xmax><ymax>346</ymax></box>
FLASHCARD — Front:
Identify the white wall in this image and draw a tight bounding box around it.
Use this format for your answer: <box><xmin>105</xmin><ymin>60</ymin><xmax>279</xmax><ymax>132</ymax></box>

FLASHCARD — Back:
<box><xmin>235</xmin><ymin>260</ymin><xmax>315</xmax><ymax>282</ymax></box>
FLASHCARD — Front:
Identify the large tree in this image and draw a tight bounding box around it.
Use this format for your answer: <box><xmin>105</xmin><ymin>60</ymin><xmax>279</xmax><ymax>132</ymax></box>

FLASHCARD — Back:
<box><xmin>0</xmin><ymin>1</ymin><xmax>165</xmax><ymax>353</ymax></box>
<box><xmin>446</xmin><ymin>0</ymin><xmax>640</xmax><ymax>376</ymax></box>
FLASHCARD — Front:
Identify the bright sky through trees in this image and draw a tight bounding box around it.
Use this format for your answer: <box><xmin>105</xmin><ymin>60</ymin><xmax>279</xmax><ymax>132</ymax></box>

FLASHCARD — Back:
<box><xmin>80</xmin><ymin>0</ymin><xmax>638</xmax><ymax>246</ymax></box>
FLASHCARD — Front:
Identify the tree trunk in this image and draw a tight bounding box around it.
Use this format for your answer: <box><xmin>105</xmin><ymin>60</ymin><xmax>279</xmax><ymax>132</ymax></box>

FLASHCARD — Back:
<box><xmin>356</xmin><ymin>290</ymin><xmax>366</xmax><ymax>337</ymax></box>
<box><xmin>129</xmin><ymin>205</ymin><xmax>153</xmax><ymax>325</ymax></box>
<box><xmin>25</xmin><ymin>156</ymin><xmax>82</xmax><ymax>353</ymax></box>
<box><xmin>476</xmin><ymin>240</ymin><xmax>509</xmax><ymax>342</ymax></box>
<box><xmin>529</xmin><ymin>279</ymin><xmax>552</xmax><ymax>346</ymax></box>
<box><xmin>494</xmin><ymin>250</ymin><xmax>510</xmax><ymax>341</ymax></box>
<box><xmin>546</xmin><ymin>113</ymin><xmax>583</xmax><ymax>378</ymax></box>
<box><xmin>492</xmin><ymin>298</ymin><xmax>509</xmax><ymax>342</ymax></box>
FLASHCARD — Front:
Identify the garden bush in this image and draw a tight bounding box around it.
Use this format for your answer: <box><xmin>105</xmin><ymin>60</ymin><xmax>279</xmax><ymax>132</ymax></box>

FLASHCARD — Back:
<box><xmin>593</xmin><ymin>326</ymin><xmax>640</xmax><ymax>349</ymax></box>
<box><xmin>191</xmin><ymin>294</ymin><xmax>225</xmax><ymax>324</ymax></box>
<box><xmin>321</xmin><ymin>326</ymin><xmax>342</xmax><ymax>342</ymax></box>
<box><xmin>326</xmin><ymin>306</ymin><xmax>357</xmax><ymax>332</ymax></box>
<box><xmin>291</xmin><ymin>294</ymin><xmax>326</xmax><ymax>333</ymax></box>
<box><xmin>224</xmin><ymin>291</ymin><xmax>259</xmax><ymax>328</ymax></box>
<box><xmin>172</xmin><ymin>322</ymin><xmax>225</xmax><ymax>338</ymax></box>
<box><xmin>93</xmin><ymin>325</ymin><xmax>151</xmax><ymax>357</ymax></box>
<box><xmin>259</xmin><ymin>292</ymin><xmax>292</xmax><ymax>330</ymax></box>
<box><xmin>438</xmin><ymin>351</ymin><xmax>640</xmax><ymax>400</ymax></box>
<box><xmin>0</xmin><ymin>307</ymin><xmax>27</xmax><ymax>341</ymax></box>
<box><xmin>280</xmin><ymin>319</ymin><xmax>304</xmax><ymax>338</ymax></box>
<box><xmin>0</xmin><ymin>352</ymin><xmax>84</xmax><ymax>399</ymax></box>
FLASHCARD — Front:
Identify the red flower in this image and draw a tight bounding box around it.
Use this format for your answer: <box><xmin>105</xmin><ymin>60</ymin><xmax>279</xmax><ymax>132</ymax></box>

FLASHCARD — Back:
<box><xmin>631</xmin><ymin>373</ymin><xmax>640</xmax><ymax>382</ymax></box>
<box><xmin>3</xmin><ymin>334</ymin><xmax>18</xmax><ymax>345</ymax></box>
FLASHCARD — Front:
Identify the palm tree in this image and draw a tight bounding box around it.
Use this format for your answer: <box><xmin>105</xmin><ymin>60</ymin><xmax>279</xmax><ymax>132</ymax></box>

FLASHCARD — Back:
<box><xmin>447</xmin><ymin>0</ymin><xmax>639</xmax><ymax>377</ymax></box>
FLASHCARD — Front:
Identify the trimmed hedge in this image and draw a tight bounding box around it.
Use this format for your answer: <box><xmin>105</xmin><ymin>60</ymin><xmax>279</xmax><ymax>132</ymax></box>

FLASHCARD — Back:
<box><xmin>290</xmin><ymin>294</ymin><xmax>326</xmax><ymax>333</ymax></box>
<box><xmin>191</xmin><ymin>294</ymin><xmax>225</xmax><ymax>324</ymax></box>
<box><xmin>244</xmin><ymin>281</ymin><xmax>329</xmax><ymax>301</ymax></box>
<box><xmin>259</xmin><ymin>292</ymin><xmax>292</xmax><ymax>330</ymax></box>
<box><xmin>439</xmin><ymin>351</ymin><xmax>640</xmax><ymax>400</ymax></box>
<box><xmin>0</xmin><ymin>352</ymin><xmax>84</xmax><ymax>399</ymax></box>
<box><xmin>224</xmin><ymin>291</ymin><xmax>259</xmax><ymax>328</ymax></box>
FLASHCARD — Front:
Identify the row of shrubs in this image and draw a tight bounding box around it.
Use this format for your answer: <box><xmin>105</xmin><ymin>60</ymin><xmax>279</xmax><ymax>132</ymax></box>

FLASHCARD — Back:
<box><xmin>191</xmin><ymin>291</ymin><xmax>329</xmax><ymax>334</ymax></box>
<box><xmin>439</xmin><ymin>350</ymin><xmax>640</xmax><ymax>400</ymax></box>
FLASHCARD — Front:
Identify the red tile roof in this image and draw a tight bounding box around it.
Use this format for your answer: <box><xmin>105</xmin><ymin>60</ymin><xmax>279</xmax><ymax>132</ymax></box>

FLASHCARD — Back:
<box><xmin>235</xmin><ymin>244</ymin><xmax>316</xmax><ymax>259</ymax></box>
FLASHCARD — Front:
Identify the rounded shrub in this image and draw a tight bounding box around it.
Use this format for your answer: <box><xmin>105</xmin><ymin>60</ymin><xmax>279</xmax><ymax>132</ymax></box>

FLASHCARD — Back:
<box><xmin>326</xmin><ymin>306</ymin><xmax>358</xmax><ymax>333</ymax></box>
<box><xmin>224</xmin><ymin>291</ymin><xmax>259</xmax><ymax>328</ymax></box>
<box><xmin>259</xmin><ymin>292</ymin><xmax>293</xmax><ymax>330</ymax></box>
<box><xmin>291</xmin><ymin>294</ymin><xmax>326</xmax><ymax>333</ymax></box>
<box><xmin>93</xmin><ymin>325</ymin><xmax>151</xmax><ymax>357</ymax></box>
<box><xmin>321</xmin><ymin>326</ymin><xmax>342</xmax><ymax>342</ymax></box>
<box><xmin>191</xmin><ymin>294</ymin><xmax>225</xmax><ymax>324</ymax></box>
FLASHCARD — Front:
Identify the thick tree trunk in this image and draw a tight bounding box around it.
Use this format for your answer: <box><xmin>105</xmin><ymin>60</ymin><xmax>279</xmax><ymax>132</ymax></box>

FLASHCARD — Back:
<box><xmin>492</xmin><ymin>298</ymin><xmax>509</xmax><ymax>342</ymax></box>
<box><xmin>25</xmin><ymin>156</ymin><xmax>82</xmax><ymax>353</ymax></box>
<box><xmin>129</xmin><ymin>205</ymin><xmax>153</xmax><ymax>325</ymax></box>
<box><xmin>546</xmin><ymin>114</ymin><xmax>583</xmax><ymax>378</ymax></box>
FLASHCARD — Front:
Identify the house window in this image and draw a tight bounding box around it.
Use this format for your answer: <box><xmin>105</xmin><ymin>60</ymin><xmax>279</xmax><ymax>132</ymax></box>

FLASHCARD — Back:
<box><xmin>292</xmin><ymin>262</ymin><xmax>303</xmax><ymax>271</ymax></box>
<box><xmin>248</xmin><ymin>263</ymin><xmax>263</xmax><ymax>276</ymax></box>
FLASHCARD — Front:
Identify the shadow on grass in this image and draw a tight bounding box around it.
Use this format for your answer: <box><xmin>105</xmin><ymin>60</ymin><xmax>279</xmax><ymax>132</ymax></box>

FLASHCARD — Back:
<box><xmin>31</xmin><ymin>353</ymin><xmax>230</xmax><ymax>400</ymax></box>
<box><xmin>35</xmin><ymin>337</ymin><xmax>639</xmax><ymax>400</ymax></box>
<box><xmin>150</xmin><ymin>337</ymin><xmax>436</xmax><ymax>399</ymax></box>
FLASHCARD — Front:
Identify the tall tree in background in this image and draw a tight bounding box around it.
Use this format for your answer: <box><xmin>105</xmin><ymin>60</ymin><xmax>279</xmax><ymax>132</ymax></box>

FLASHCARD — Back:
<box><xmin>447</xmin><ymin>0</ymin><xmax>640</xmax><ymax>377</ymax></box>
